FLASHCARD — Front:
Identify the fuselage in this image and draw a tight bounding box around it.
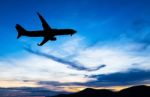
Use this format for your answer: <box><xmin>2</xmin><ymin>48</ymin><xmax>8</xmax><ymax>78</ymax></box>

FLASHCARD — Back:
<box><xmin>23</xmin><ymin>29</ymin><xmax>75</xmax><ymax>38</ymax></box>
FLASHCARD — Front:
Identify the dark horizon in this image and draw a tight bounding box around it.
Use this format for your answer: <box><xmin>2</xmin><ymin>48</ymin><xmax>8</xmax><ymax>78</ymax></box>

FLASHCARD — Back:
<box><xmin>0</xmin><ymin>85</ymin><xmax>149</xmax><ymax>97</ymax></box>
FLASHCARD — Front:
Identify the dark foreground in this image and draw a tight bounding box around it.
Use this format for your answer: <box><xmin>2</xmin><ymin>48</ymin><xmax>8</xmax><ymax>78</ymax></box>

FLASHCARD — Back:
<box><xmin>51</xmin><ymin>85</ymin><xmax>150</xmax><ymax>97</ymax></box>
<box><xmin>0</xmin><ymin>85</ymin><xmax>149</xmax><ymax>97</ymax></box>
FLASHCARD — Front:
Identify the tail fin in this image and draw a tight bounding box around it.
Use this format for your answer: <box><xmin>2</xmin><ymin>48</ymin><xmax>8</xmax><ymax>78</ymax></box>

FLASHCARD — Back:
<box><xmin>15</xmin><ymin>24</ymin><xmax>26</xmax><ymax>39</ymax></box>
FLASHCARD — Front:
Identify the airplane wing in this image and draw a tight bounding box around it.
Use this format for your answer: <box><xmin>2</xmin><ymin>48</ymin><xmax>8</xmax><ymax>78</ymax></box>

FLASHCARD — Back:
<box><xmin>37</xmin><ymin>12</ymin><xmax>51</xmax><ymax>31</ymax></box>
<box><xmin>38</xmin><ymin>37</ymin><xmax>49</xmax><ymax>46</ymax></box>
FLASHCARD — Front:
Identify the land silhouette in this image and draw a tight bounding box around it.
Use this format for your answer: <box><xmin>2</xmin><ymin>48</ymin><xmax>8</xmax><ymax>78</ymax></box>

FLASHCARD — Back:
<box><xmin>50</xmin><ymin>85</ymin><xmax>150</xmax><ymax>97</ymax></box>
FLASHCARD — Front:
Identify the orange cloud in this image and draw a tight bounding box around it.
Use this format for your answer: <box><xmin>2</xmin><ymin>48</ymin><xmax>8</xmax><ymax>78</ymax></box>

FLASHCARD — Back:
<box><xmin>0</xmin><ymin>80</ymin><xmax>39</xmax><ymax>87</ymax></box>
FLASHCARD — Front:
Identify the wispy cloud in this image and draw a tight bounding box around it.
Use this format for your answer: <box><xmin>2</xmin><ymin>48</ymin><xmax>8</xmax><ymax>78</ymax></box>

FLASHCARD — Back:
<box><xmin>0</xmin><ymin>34</ymin><xmax>150</xmax><ymax>91</ymax></box>
<box><xmin>24</xmin><ymin>46</ymin><xmax>106</xmax><ymax>71</ymax></box>
<box><xmin>82</xmin><ymin>69</ymin><xmax>150</xmax><ymax>87</ymax></box>
<box><xmin>37</xmin><ymin>69</ymin><xmax>150</xmax><ymax>88</ymax></box>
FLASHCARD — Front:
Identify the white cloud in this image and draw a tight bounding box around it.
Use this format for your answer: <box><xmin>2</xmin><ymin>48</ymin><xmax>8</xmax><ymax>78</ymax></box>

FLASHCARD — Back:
<box><xmin>0</xmin><ymin>53</ymin><xmax>92</xmax><ymax>83</ymax></box>
<box><xmin>0</xmin><ymin>35</ymin><xmax>150</xmax><ymax>89</ymax></box>
<box><xmin>73</xmin><ymin>40</ymin><xmax>150</xmax><ymax>75</ymax></box>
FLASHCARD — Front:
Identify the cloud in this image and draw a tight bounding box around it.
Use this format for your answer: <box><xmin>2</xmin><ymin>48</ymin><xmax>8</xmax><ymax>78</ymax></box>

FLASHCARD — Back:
<box><xmin>37</xmin><ymin>69</ymin><xmax>150</xmax><ymax>89</ymax></box>
<box><xmin>81</xmin><ymin>69</ymin><xmax>150</xmax><ymax>87</ymax></box>
<box><xmin>24</xmin><ymin>46</ymin><xmax>106</xmax><ymax>72</ymax></box>
<box><xmin>124</xmin><ymin>19</ymin><xmax>150</xmax><ymax>50</ymax></box>
<box><xmin>22</xmin><ymin>35</ymin><xmax>150</xmax><ymax>89</ymax></box>
<box><xmin>71</xmin><ymin>41</ymin><xmax>150</xmax><ymax>76</ymax></box>
<box><xmin>0</xmin><ymin>53</ymin><xmax>94</xmax><ymax>83</ymax></box>
<box><xmin>1</xmin><ymin>34</ymin><xmax>150</xmax><ymax>91</ymax></box>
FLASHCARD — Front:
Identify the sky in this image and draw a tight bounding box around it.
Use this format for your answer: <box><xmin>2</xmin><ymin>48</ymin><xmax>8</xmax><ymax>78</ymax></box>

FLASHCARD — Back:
<box><xmin>0</xmin><ymin>0</ymin><xmax>150</xmax><ymax>92</ymax></box>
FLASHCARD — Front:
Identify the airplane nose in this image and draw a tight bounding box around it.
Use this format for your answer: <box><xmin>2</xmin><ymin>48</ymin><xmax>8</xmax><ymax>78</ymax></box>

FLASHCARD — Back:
<box><xmin>70</xmin><ymin>29</ymin><xmax>77</xmax><ymax>36</ymax></box>
<box><xmin>73</xmin><ymin>30</ymin><xmax>77</xmax><ymax>33</ymax></box>
<box><xmin>72</xmin><ymin>31</ymin><xmax>76</xmax><ymax>35</ymax></box>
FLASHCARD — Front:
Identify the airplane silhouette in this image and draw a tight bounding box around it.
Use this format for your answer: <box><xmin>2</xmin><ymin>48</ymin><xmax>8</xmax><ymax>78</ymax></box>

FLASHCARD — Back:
<box><xmin>16</xmin><ymin>13</ymin><xmax>76</xmax><ymax>46</ymax></box>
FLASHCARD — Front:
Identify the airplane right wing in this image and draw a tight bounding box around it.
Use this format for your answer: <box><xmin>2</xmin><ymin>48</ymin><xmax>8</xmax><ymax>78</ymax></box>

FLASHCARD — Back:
<box><xmin>38</xmin><ymin>37</ymin><xmax>49</xmax><ymax>46</ymax></box>
<box><xmin>37</xmin><ymin>12</ymin><xmax>51</xmax><ymax>31</ymax></box>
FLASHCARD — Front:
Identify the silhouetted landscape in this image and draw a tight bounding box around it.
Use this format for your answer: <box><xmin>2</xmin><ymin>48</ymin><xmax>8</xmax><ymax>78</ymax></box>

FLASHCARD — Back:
<box><xmin>50</xmin><ymin>85</ymin><xmax>150</xmax><ymax>97</ymax></box>
<box><xmin>0</xmin><ymin>85</ymin><xmax>149</xmax><ymax>97</ymax></box>
<box><xmin>0</xmin><ymin>87</ymin><xmax>65</xmax><ymax>97</ymax></box>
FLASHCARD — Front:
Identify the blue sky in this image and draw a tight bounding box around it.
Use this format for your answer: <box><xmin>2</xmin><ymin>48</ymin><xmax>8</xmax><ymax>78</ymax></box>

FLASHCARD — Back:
<box><xmin>1</xmin><ymin>0</ymin><xmax>150</xmax><ymax>55</ymax></box>
<box><xmin>0</xmin><ymin>0</ymin><xmax>150</xmax><ymax>92</ymax></box>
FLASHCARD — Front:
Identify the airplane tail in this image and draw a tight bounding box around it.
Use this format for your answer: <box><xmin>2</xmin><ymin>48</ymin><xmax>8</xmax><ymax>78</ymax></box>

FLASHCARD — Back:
<box><xmin>16</xmin><ymin>24</ymin><xmax>26</xmax><ymax>39</ymax></box>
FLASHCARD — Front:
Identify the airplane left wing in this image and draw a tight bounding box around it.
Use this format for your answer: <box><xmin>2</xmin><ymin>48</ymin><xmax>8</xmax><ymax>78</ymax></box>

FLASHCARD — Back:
<box><xmin>37</xmin><ymin>12</ymin><xmax>51</xmax><ymax>31</ymax></box>
<box><xmin>38</xmin><ymin>37</ymin><xmax>49</xmax><ymax>46</ymax></box>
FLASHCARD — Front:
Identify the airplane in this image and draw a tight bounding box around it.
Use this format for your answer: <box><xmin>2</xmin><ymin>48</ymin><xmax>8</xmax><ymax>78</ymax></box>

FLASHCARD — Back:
<box><xmin>15</xmin><ymin>13</ymin><xmax>76</xmax><ymax>46</ymax></box>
